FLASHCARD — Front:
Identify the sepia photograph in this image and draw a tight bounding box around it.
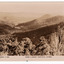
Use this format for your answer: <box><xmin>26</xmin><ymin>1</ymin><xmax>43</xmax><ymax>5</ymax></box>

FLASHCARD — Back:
<box><xmin>0</xmin><ymin>2</ymin><xmax>64</xmax><ymax>61</ymax></box>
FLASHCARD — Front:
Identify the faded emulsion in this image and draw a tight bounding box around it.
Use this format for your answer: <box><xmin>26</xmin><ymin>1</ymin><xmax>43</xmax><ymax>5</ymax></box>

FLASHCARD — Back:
<box><xmin>0</xmin><ymin>2</ymin><xmax>64</xmax><ymax>56</ymax></box>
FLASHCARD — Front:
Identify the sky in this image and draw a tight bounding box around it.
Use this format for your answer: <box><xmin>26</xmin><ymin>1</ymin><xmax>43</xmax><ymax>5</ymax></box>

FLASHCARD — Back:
<box><xmin>0</xmin><ymin>2</ymin><xmax>64</xmax><ymax>15</ymax></box>
<box><xmin>0</xmin><ymin>2</ymin><xmax>64</xmax><ymax>24</ymax></box>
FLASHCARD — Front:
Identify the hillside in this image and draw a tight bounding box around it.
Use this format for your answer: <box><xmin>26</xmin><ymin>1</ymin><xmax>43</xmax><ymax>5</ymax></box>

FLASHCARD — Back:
<box><xmin>13</xmin><ymin>22</ymin><xmax>64</xmax><ymax>45</ymax></box>
<box><xmin>16</xmin><ymin>15</ymin><xmax>64</xmax><ymax>32</ymax></box>
<box><xmin>0</xmin><ymin>20</ymin><xmax>15</xmax><ymax>35</ymax></box>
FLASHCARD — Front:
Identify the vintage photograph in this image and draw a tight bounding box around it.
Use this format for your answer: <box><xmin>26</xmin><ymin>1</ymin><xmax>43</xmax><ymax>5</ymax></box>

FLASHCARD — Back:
<box><xmin>0</xmin><ymin>2</ymin><xmax>64</xmax><ymax>57</ymax></box>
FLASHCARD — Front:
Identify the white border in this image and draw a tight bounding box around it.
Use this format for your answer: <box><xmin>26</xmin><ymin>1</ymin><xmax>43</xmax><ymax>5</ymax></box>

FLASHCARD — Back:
<box><xmin>0</xmin><ymin>0</ymin><xmax>64</xmax><ymax>2</ymax></box>
<box><xmin>0</xmin><ymin>0</ymin><xmax>64</xmax><ymax>64</ymax></box>
<box><xmin>0</xmin><ymin>61</ymin><xmax>64</xmax><ymax>64</ymax></box>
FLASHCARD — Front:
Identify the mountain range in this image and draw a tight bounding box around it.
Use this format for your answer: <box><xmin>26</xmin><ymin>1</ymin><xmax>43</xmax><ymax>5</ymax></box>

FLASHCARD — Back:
<box><xmin>0</xmin><ymin>14</ymin><xmax>64</xmax><ymax>36</ymax></box>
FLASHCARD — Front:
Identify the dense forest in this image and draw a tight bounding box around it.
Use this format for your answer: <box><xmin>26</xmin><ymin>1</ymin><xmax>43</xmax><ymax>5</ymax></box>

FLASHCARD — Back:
<box><xmin>0</xmin><ymin>22</ymin><xmax>64</xmax><ymax>56</ymax></box>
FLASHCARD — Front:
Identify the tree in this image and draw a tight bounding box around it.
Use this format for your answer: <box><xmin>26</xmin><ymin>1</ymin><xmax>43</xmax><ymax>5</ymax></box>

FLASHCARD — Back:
<box><xmin>35</xmin><ymin>36</ymin><xmax>50</xmax><ymax>55</ymax></box>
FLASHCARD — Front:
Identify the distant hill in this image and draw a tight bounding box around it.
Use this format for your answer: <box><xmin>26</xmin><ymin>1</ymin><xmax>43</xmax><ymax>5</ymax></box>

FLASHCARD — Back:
<box><xmin>16</xmin><ymin>15</ymin><xmax>64</xmax><ymax>32</ymax></box>
<box><xmin>0</xmin><ymin>12</ymin><xmax>38</xmax><ymax>25</ymax></box>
